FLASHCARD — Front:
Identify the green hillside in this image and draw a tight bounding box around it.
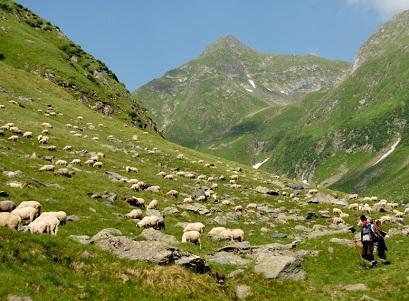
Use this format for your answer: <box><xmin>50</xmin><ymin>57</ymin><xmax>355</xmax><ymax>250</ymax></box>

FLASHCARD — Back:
<box><xmin>1</xmin><ymin>2</ymin><xmax>409</xmax><ymax>301</ymax></box>
<box><xmin>134</xmin><ymin>35</ymin><xmax>350</xmax><ymax>147</ymax></box>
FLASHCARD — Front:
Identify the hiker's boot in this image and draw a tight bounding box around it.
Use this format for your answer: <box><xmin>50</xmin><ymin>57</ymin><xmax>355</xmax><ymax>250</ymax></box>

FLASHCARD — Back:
<box><xmin>379</xmin><ymin>258</ymin><xmax>391</xmax><ymax>265</ymax></box>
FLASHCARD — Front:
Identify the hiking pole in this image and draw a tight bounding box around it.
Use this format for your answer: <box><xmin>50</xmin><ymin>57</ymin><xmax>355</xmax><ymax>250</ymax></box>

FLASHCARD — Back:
<box><xmin>348</xmin><ymin>226</ymin><xmax>368</xmax><ymax>268</ymax></box>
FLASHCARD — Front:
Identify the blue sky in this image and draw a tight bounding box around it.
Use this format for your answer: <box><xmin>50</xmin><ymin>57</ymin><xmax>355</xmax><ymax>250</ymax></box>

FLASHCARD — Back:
<box><xmin>17</xmin><ymin>0</ymin><xmax>409</xmax><ymax>90</ymax></box>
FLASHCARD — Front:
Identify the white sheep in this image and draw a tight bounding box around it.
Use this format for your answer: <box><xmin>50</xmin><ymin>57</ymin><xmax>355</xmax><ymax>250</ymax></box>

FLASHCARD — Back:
<box><xmin>380</xmin><ymin>215</ymin><xmax>392</xmax><ymax>224</ymax></box>
<box><xmin>0</xmin><ymin>212</ymin><xmax>21</xmax><ymax>230</ymax></box>
<box><xmin>41</xmin><ymin>129</ymin><xmax>49</xmax><ymax>135</ymax></box>
<box><xmin>404</xmin><ymin>208</ymin><xmax>409</xmax><ymax>215</ymax></box>
<box><xmin>331</xmin><ymin>217</ymin><xmax>345</xmax><ymax>225</ymax></box>
<box><xmin>394</xmin><ymin>210</ymin><xmax>404</xmax><ymax>218</ymax></box>
<box><xmin>41</xmin><ymin>122</ymin><xmax>52</xmax><ymax>128</ymax></box>
<box><xmin>340</xmin><ymin>213</ymin><xmax>349</xmax><ymax>219</ymax></box>
<box><xmin>333</xmin><ymin>208</ymin><xmax>342</xmax><ymax>215</ymax></box>
<box><xmin>126</xmin><ymin>166</ymin><xmax>138</xmax><ymax>173</ymax></box>
<box><xmin>183</xmin><ymin>197</ymin><xmax>193</xmax><ymax>203</ymax></box>
<box><xmin>93</xmin><ymin>161</ymin><xmax>103</xmax><ymax>168</ymax></box>
<box><xmin>125</xmin><ymin>209</ymin><xmax>143</xmax><ymax>219</ymax></box>
<box><xmin>55</xmin><ymin>160</ymin><xmax>68</xmax><ymax>166</ymax></box>
<box><xmin>137</xmin><ymin>215</ymin><xmax>160</xmax><ymax>229</ymax></box>
<box><xmin>166</xmin><ymin>190</ymin><xmax>178</xmax><ymax>198</ymax></box>
<box><xmin>181</xmin><ymin>230</ymin><xmax>201</xmax><ymax>249</ymax></box>
<box><xmin>230</xmin><ymin>175</ymin><xmax>239</xmax><ymax>180</ymax></box>
<box><xmin>246</xmin><ymin>203</ymin><xmax>257</xmax><ymax>209</ymax></box>
<box><xmin>208</xmin><ymin>227</ymin><xmax>226</xmax><ymax>237</ymax></box>
<box><xmin>176</xmin><ymin>154</ymin><xmax>184</xmax><ymax>160</ymax></box>
<box><xmin>156</xmin><ymin>171</ymin><xmax>167</xmax><ymax>177</ymax></box>
<box><xmin>63</xmin><ymin>145</ymin><xmax>72</xmax><ymax>151</ymax></box>
<box><xmin>147</xmin><ymin>199</ymin><xmax>158</xmax><ymax>210</ymax></box>
<box><xmin>11</xmin><ymin>207</ymin><xmax>38</xmax><ymax>222</ymax></box>
<box><xmin>8</xmin><ymin>135</ymin><xmax>18</xmax><ymax>142</ymax></box>
<box><xmin>17</xmin><ymin>201</ymin><xmax>42</xmax><ymax>212</ymax></box>
<box><xmin>164</xmin><ymin>174</ymin><xmax>174</xmax><ymax>180</ymax></box>
<box><xmin>348</xmin><ymin>203</ymin><xmax>359</xmax><ymax>210</ymax></box>
<box><xmin>23</xmin><ymin>131</ymin><xmax>33</xmax><ymax>138</ymax></box>
<box><xmin>9</xmin><ymin>126</ymin><xmax>23</xmax><ymax>134</ymax></box>
<box><xmin>27</xmin><ymin>216</ymin><xmax>59</xmax><ymax>235</ymax></box>
<box><xmin>70</xmin><ymin>159</ymin><xmax>81</xmax><ymax>165</ymax></box>
<box><xmin>37</xmin><ymin>211</ymin><xmax>67</xmax><ymax>225</ymax></box>
<box><xmin>183</xmin><ymin>222</ymin><xmax>205</xmax><ymax>233</ymax></box>
<box><xmin>219</xmin><ymin>228</ymin><xmax>245</xmax><ymax>242</ymax></box>
<box><xmin>234</xmin><ymin>205</ymin><xmax>243</xmax><ymax>212</ymax></box>
<box><xmin>39</xmin><ymin>164</ymin><xmax>55</xmax><ymax>172</ymax></box>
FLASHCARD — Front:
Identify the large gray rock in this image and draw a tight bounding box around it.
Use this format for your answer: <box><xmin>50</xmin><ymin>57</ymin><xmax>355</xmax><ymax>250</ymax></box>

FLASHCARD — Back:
<box><xmin>140</xmin><ymin>228</ymin><xmax>179</xmax><ymax>245</ymax></box>
<box><xmin>254</xmin><ymin>254</ymin><xmax>306</xmax><ymax>280</ymax></box>
<box><xmin>255</xmin><ymin>186</ymin><xmax>279</xmax><ymax>195</ymax></box>
<box><xmin>162</xmin><ymin>206</ymin><xmax>179</xmax><ymax>215</ymax></box>
<box><xmin>95</xmin><ymin>236</ymin><xmax>209</xmax><ymax>273</ymax></box>
<box><xmin>205</xmin><ymin>252</ymin><xmax>252</xmax><ymax>266</ymax></box>
<box><xmin>90</xmin><ymin>228</ymin><xmax>122</xmax><ymax>243</ymax></box>
<box><xmin>308</xmin><ymin>192</ymin><xmax>348</xmax><ymax>207</ymax></box>
<box><xmin>70</xmin><ymin>235</ymin><xmax>91</xmax><ymax>245</ymax></box>
<box><xmin>191</xmin><ymin>188</ymin><xmax>208</xmax><ymax>201</ymax></box>
<box><xmin>177</xmin><ymin>203</ymin><xmax>210</xmax><ymax>215</ymax></box>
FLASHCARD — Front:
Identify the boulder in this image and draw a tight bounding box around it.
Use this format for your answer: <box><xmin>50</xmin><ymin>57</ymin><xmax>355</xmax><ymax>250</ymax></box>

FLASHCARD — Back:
<box><xmin>70</xmin><ymin>235</ymin><xmax>91</xmax><ymax>245</ymax></box>
<box><xmin>318</xmin><ymin>210</ymin><xmax>331</xmax><ymax>218</ymax></box>
<box><xmin>67</xmin><ymin>214</ymin><xmax>80</xmax><ymax>222</ymax></box>
<box><xmin>90</xmin><ymin>228</ymin><xmax>122</xmax><ymax>243</ymax></box>
<box><xmin>105</xmin><ymin>171</ymin><xmax>128</xmax><ymax>183</ymax></box>
<box><xmin>227</xmin><ymin>269</ymin><xmax>245</xmax><ymax>278</ymax></box>
<box><xmin>344</xmin><ymin>283</ymin><xmax>368</xmax><ymax>291</ymax></box>
<box><xmin>205</xmin><ymin>252</ymin><xmax>252</xmax><ymax>266</ymax></box>
<box><xmin>271</xmin><ymin>233</ymin><xmax>287</xmax><ymax>239</ymax></box>
<box><xmin>162</xmin><ymin>206</ymin><xmax>179</xmax><ymax>215</ymax></box>
<box><xmin>235</xmin><ymin>285</ymin><xmax>253</xmax><ymax>300</ymax></box>
<box><xmin>140</xmin><ymin>228</ymin><xmax>179</xmax><ymax>245</ymax></box>
<box><xmin>329</xmin><ymin>238</ymin><xmax>355</xmax><ymax>248</ymax></box>
<box><xmin>255</xmin><ymin>186</ymin><xmax>279</xmax><ymax>195</ymax></box>
<box><xmin>177</xmin><ymin>203</ymin><xmax>210</xmax><ymax>215</ymax></box>
<box><xmin>254</xmin><ymin>254</ymin><xmax>306</xmax><ymax>280</ymax></box>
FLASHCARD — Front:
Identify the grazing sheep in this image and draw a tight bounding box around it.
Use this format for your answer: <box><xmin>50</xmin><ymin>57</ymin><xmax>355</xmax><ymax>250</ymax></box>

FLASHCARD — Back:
<box><xmin>125</xmin><ymin>209</ymin><xmax>143</xmax><ymax>219</ymax></box>
<box><xmin>63</xmin><ymin>145</ymin><xmax>72</xmax><ymax>151</ymax></box>
<box><xmin>97</xmin><ymin>152</ymin><xmax>105</xmax><ymax>158</ymax></box>
<box><xmin>181</xmin><ymin>230</ymin><xmax>201</xmax><ymax>249</ymax></box>
<box><xmin>55</xmin><ymin>159</ymin><xmax>68</xmax><ymax>166</ymax></box>
<box><xmin>164</xmin><ymin>174</ymin><xmax>174</xmax><ymax>180</ymax></box>
<box><xmin>8</xmin><ymin>135</ymin><xmax>18</xmax><ymax>142</ymax></box>
<box><xmin>197</xmin><ymin>175</ymin><xmax>207</xmax><ymax>181</ymax></box>
<box><xmin>184</xmin><ymin>173</ymin><xmax>196</xmax><ymax>179</ymax></box>
<box><xmin>23</xmin><ymin>131</ymin><xmax>33</xmax><ymax>138</ymax></box>
<box><xmin>176</xmin><ymin>154</ymin><xmax>184</xmax><ymax>160</ymax></box>
<box><xmin>184</xmin><ymin>222</ymin><xmax>205</xmax><ymax>233</ymax></box>
<box><xmin>361</xmin><ymin>204</ymin><xmax>372</xmax><ymax>214</ymax></box>
<box><xmin>183</xmin><ymin>197</ymin><xmax>193</xmax><ymax>203</ymax></box>
<box><xmin>125</xmin><ymin>196</ymin><xmax>145</xmax><ymax>208</ymax></box>
<box><xmin>147</xmin><ymin>199</ymin><xmax>158</xmax><ymax>210</ymax></box>
<box><xmin>332</xmin><ymin>208</ymin><xmax>342</xmax><ymax>215</ymax></box>
<box><xmin>70</xmin><ymin>159</ymin><xmax>81</xmax><ymax>165</ymax></box>
<box><xmin>230</xmin><ymin>175</ymin><xmax>239</xmax><ymax>181</ymax></box>
<box><xmin>208</xmin><ymin>227</ymin><xmax>226</xmax><ymax>237</ymax></box>
<box><xmin>166</xmin><ymin>190</ymin><xmax>178</xmax><ymax>198</ymax></box>
<box><xmin>218</xmin><ymin>228</ymin><xmax>245</xmax><ymax>242</ymax></box>
<box><xmin>246</xmin><ymin>203</ymin><xmax>257</xmax><ymax>209</ymax></box>
<box><xmin>340</xmin><ymin>213</ymin><xmax>349</xmax><ymax>219</ymax></box>
<box><xmin>146</xmin><ymin>185</ymin><xmax>161</xmax><ymax>193</ymax></box>
<box><xmin>41</xmin><ymin>122</ymin><xmax>52</xmax><ymax>128</ymax></box>
<box><xmin>380</xmin><ymin>215</ymin><xmax>392</xmax><ymax>224</ymax></box>
<box><xmin>229</xmin><ymin>180</ymin><xmax>236</xmax><ymax>185</ymax></box>
<box><xmin>126</xmin><ymin>166</ymin><xmax>138</xmax><ymax>173</ymax></box>
<box><xmin>45</xmin><ymin>145</ymin><xmax>57</xmax><ymax>151</ymax></box>
<box><xmin>39</xmin><ymin>164</ymin><xmax>55</xmax><ymax>172</ymax></box>
<box><xmin>394</xmin><ymin>210</ymin><xmax>404</xmax><ymax>218</ymax></box>
<box><xmin>234</xmin><ymin>205</ymin><xmax>243</xmax><ymax>212</ymax></box>
<box><xmin>348</xmin><ymin>203</ymin><xmax>359</xmax><ymax>210</ymax></box>
<box><xmin>0</xmin><ymin>200</ymin><xmax>16</xmax><ymax>212</ymax></box>
<box><xmin>230</xmin><ymin>184</ymin><xmax>241</xmax><ymax>189</ymax></box>
<box><xmin>390</xmin><ymin>202</ymin><xmax>399</xmax><ymax>209</ymax></box>
<box><xmin>0</xmin><ymin>212</ymin><xmax>21</xmax><ymax>230</ymax></box>
<box><xmin>231</xmin><ymin>229</ymin><xmax>245</xmax><ymax>242</ymax></box>
<box><xmin>211</xmin><ymin>183</ymin><xmax>218</xmax><ymax>189</ymax></box>
<box><xmin>331</xmin><ymin>217</ymin><xmax>345</xmax><ymax>225</ymax></box>
<box><xmin>55</xmin><ymin>168</ymin><xmax>73</xmax><ymax>177</ymax></box>
<box><xmin>37</xmin><ymin>135</ymin><xmax>49</xmax><ymax>144</ymax></box>
<box><xmin>404</xmin><ymin>208</ymin><xmax>409</xmax><ymax>215</ymax></box>
<box><xmin>93</xmin><ymin>161</ymin><xmax>103</xmax><ymax>168</ymax></box>
<box><xmin>156</xmin><ymin>171</ymin><xmax>167</xmax><ymax>177</ymax></box>
<box><xmin>41</xmin><ymin>129</ymin><xmax>49</xmax><ymax>135</ymax></box>
<box><xmin>308</xmin><ymin>189</ymin><xmax>319</xmax><ymax>194</ymax></box>
<box><xmin>17</xmin><ymin>201</ymin><xmax>41</xmax><ymax>212</ymax></box>
<box><xmin>11</xmin><ymin>207</ymin><xmax>38</xmax><ymax>222</ymax></box>
<box><xmin>84</xmin><ymin>159</ymin><xmax>95</xmax><ymax>166</ymax></box>
<box><xmin>37</xmin><ymin>211</ymin><xmax>67</xmax><ymax>225</ymax></box>
<box><xmin>348</xmin><ymin>194</ymin><xmax>359</xmax><ymax>200</ymax></box>
<box><xmin>30</xmin><ymin>216</ymin><xmax>60</xmax><ymax>235</ymax></box>
<box><xmin>9</xmin><ymin>126</ymin><xmax>23</xmax><ymax>135</ymax></box>
<box><xmin>137</xmin><ymin>215</ymin><xmax>160</xmax><ymax>229</ymax></box>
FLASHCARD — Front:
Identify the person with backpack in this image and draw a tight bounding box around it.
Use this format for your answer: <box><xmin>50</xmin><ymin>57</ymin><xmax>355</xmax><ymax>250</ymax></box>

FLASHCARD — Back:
<box><xmin>371</xmin><ymin>219</ymin><xmax>391</xmax><ymax>264</ymax></box>
<box><xmin>359</xmin><ymin>215</ymin><xmax>377</xmax><ymax>268</ymax></box>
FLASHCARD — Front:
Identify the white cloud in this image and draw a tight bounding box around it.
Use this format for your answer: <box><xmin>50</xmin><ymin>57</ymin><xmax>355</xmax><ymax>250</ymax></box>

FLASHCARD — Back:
<box><xmin>347</xmin><ymin>0</ymin><xmax>409</xmax><ymax>18</ymax></box>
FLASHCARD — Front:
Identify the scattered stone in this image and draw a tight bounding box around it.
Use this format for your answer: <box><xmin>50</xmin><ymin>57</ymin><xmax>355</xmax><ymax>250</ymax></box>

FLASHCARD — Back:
<box><xmin>70</xmin><ymin>235</ymin><xmax>91</xmax><ymax>245</ymax></box>
<box><xmin>213</xmin><ymin>215</ymin><xmax>227</xmax><ymax>225</ymax></box>
<box><xmin>205</xmin><ymin>252</ymin><xmax>252</xmax><ymax>266</ymax></box>
<box><xmin>318</xmin><ymin>210</ymin><xmax>331</xmax><ymax>218</ymax></box>
<box><xmin>162</xmin><ymin>206</ymin><xmax>179</xmax><ymax>215</ymax></box>
<box><xmin>89</xmin><ymin>208</ymin><xmax>96</xmax><ymax>213</ymax></box>
<box><xmin>177</xmin><ymin>203</ymin><xmax>210</xmax><ymax>215</ymax></box>
<box><xmin>3</xmin><ymin>170</ymin><xmax>23</xmax><ymax>178</ymax></box>
<box><xmin>329</xmin><ymin>238</ymin><xmax>355</xmax><ymax>248</ymax></box>
<box><xmin>105</xmin><ymin>171</ymin><xmax>128</xmax><ymax>183</ymax></box>
<box><xmin>344</xmin><ymin>283</ymin><xmax>368</xmax><ymax>291</ymax></box>
<box><xmin>140</xmin><ymin>228</ymin><xmax>179</xmax><ymax>245</ymax></box>
<box><xmin>254</xmin><ymin>255</ymin><xmax>306</xmax><ymax>280</ymax></box>
<box><xmin>306</xmin><ymin>211</ymin><xmax>318</xmax><ymax>219</ymax></box>
<box><xmin>67</xmin><ymin>215</ymin><xmax>80</xmax><ymax>222</ymax></box>
<box><xmin>255</xmin><ymin>186</ymin><xmax>279</xmax><ymax>195</ymax></box>
<box><xmin>272</xmin><ymin>233</ymin><xmax>287</xmax><ymax>239</ymax></box>
<box><xmin>235</xmin><ymin>285</ymin><xmax>253</xmax><ymax>300</ymax></box>
<box><xmin>90</xmin><ymin>228</ymin><xmax>122</xmax><ymax>243</ymax></box>
<box><xmin>175</xmin><ymin>255</ymin><xmax>210</xmax><ymax>273</ymax></box>
<box><xmin>191</xmin><ymin>188</ymin><xmax>208</xmax><ymax>201</ymax></box>
<box><xmin>227</xmin><ymin>269</ymin><xmax>245</xmax><ymax>278</ymax></box>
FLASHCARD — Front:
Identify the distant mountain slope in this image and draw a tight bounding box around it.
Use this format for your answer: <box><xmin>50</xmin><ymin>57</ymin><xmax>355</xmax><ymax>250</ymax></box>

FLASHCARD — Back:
<box><xmin>134</xmin><ymin>35</ymin><xmax>350</xmax><ymax>147</ymax></box>
<box><xmin>0</xmin><ymin>0</ymin><xmax>157</xmax><ymax>130</ymax></box>
<box><xmin>209</xmin><ymin>10</ymin><xmax>409</xmax><ymax>200</ymax></box>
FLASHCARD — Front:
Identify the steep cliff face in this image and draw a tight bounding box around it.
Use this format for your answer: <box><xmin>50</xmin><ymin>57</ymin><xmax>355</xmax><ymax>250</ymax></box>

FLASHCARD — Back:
<box><xmin>134</xmin><ymin>35</ymin><xmax>350</xmax><ymax>147</ymax></box>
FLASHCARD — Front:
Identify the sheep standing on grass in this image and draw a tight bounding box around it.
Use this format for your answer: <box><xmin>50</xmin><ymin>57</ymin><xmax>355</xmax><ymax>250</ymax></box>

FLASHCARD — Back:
<box><xmin>182</xmin><ymin>230</ymin><xmax>202</xmax><ymax>249</ymax></box>
<box><xmin>125</xmin><ymin>209</ymin><xmax>143</xmax><ymax>219</ymax></box>
<box><xmin>208</xmin><ymin>227</ymin><xmax>226</xmax><ymax>238</ymax></box>
<box><xmin>147</xmin><ymin>199</ymin><xmax>158</xmax><ymax>210</ymax></box>
<box><xmin>0</xmin><ymin>200</ymin><xmax>16</xmax><ymax>212</ymax></box>
<box><xmin>0</xmin><ymin>212</ymin><xmax>21</xmax><ymax>230</ymax></box>
<box><xmin>137</xmin><ymin>215</ymin><xmax>160</xmax><ymax>229</ymax></box>
<box><xmin>166</xmin><ymin>190</ymin><xmax>178</xmax><ymax>198</ymax></box>
<box><xmin>37</xmin><ymin>211</ymin><xmax>67</xmax><ymax>225</ymax></box>
<box><xmin>28</xmin><ymin>216</ymin><xmax>60</xmax><ymax>235</ymax></box>
<box><xmin>11</xmin><ymin>207</ymin><xmax>38</xmax><ymax>222</ymax></box>
<box><xmin>17</xmin><ymin>201</ymin><xmax>42</xmax><ymax>213</ymax></box>
<box><xmin>183</xmin><ymin>222</ymin><xmax>205</xmax><ymax>233</ymax></box>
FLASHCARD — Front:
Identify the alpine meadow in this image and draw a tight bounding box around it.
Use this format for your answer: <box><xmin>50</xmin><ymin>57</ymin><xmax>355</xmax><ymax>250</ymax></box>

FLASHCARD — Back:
<box><xmin>1</xmin><ymin>1</ymin><xmax>409</xmax><ymax>301</ymax></box>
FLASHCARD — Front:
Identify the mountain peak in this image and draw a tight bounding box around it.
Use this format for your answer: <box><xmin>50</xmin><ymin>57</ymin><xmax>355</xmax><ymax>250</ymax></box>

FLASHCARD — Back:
<box><xmin>201</xmin><ymin>35</ymin><xmax>249</xmax><ymax>57</ymax></box>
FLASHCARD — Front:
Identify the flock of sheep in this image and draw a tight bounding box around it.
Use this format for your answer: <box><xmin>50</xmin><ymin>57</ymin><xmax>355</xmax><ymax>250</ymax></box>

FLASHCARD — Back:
<box><xmin>0</xmin><ymin>200</ymin><xmax>66</xmax><ymax>235</ymax></box>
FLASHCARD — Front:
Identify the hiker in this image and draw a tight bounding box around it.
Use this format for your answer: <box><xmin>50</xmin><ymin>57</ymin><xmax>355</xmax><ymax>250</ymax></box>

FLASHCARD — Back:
<box><xmin>359</xmin><ymin>215</ymin><xmax>377</xmax><ymax>267</ymax></box>
<box><xmin>371</xmin><ymin>219</ymin><xmax>390</xmax><ymax>264</ymax></box>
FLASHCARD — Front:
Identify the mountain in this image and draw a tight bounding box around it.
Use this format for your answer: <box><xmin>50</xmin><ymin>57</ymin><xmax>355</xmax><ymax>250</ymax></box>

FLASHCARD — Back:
<box><xmin>209</xmin><ymin>10</ymin><xmax>409</xmax><ymax>200</ymax></box>
<box><xmin>0</xmin><ymin>0</ymin><xmax>157</xmax><ymax>131</ymax></box>
<box><xmin>134</xmin><ymin>35</ymin><xmax>351</xmax><ymax>147</ymax></box>
<box><xmin>1</xmin><ymin>2</ymin><xmax>409</xmax><ymax>300</ymax></box>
